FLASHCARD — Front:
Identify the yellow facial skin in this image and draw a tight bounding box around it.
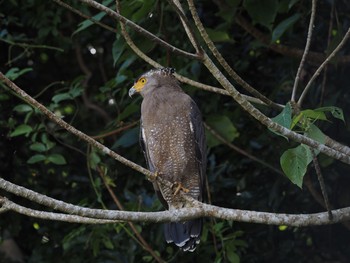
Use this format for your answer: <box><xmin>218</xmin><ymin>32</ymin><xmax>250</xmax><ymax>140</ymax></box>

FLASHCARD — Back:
<box><xmin>129</xmin><ymin>77</ymin><xmax>147</xmax><ymax>97</ymax></box>
<box><xmin>134</xmin><ymin>77</ymin><xmax>147</xmax><ymax>92</ymax></box>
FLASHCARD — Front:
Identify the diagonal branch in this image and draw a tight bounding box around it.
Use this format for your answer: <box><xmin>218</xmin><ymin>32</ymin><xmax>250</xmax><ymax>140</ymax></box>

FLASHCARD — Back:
<box><xmin>69</xmin><ymin>0</ymin><xmax>199</xmax><ymax>60</ymax></box>
<box><xmin>167</xmin><ymin>0</ymin><xmax>202</xmax><ymax>54</ymax></box>
<box><xmin>187</xmin><ymin>0</ymin><xmax>282</xmax><ymax>110</ymax></box>
<box><xmin>291</xmin><ymin>0</ymin><xmax>317</xmax><ymax>102</ymax></box>
<box><xmin>0</xmin><ymin>71</ymin><xmax>154</xmax><ymax>180</ymax></box>
<box><xmin>298</xmin><ymin>26</ymin><xmax>350</xmax><ymax>106</ymax></box>
<box><xmin>200</xmin><ymin>53</ymin><xmax>350</xmax><ymax>165</ymax></box>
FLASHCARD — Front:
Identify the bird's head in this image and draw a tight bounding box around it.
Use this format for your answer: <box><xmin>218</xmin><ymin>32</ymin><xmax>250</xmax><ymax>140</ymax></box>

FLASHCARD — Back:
<box><xmin>128</xmin><ymin>67</ymin><xmax>176</xmax><ymax>97</ymax></box>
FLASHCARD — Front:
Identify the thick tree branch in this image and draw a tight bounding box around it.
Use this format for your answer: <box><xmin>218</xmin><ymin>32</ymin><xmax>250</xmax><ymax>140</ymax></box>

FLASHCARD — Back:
<box><xmin>0</xmin><ymin>197</ymin><xmax>117</xmax><ymax>224</ymax></box>
<box><xmin>1</xmin><ymin>177</ymin><xmax>350</xmax><ymax>226</ymax></box>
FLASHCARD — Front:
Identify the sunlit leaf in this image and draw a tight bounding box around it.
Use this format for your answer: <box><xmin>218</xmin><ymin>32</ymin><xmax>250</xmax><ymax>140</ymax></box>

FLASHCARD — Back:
<box><xmin>315</xmin><ymin>106</ymin><xmax>345</xmax><ymax>122</ymax></box>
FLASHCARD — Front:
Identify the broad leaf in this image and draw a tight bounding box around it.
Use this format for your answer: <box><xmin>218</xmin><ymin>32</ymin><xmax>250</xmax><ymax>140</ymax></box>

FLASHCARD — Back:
<box><xmin>10</xmin><ymin>124</ymin><xmax>33</xmax><ymax>137</ymax></box>
<box><xmin>272</xmin><ymin>14</ymin><xmax>301</xmax><ymax>42</ymax></box>
<box><xmin>13</xmin><ymin>104</ymin><xmax>33</xmax><ymax>113</ymax></box>
<box><xmin>280</xmin><ymin>144</ymin><xmax>312</xmax><ymax>188</ymax></box>
<box><xmin>27</xmin><ymin>154</ymin><xmax>46</xmax><ymax>164</ymax></box>
<box><xmin>270</xmin><ymin>102</ymin><xmax>292</xmax><ymax>139</ymax></box>
<box><xmin>243</xmin><ymin>0</ymin><xmax>278</xmax><ymax>30</ymax></box>
<box><xmin>206</xmin><ymin>115</ymin><xmax>239</xmax><ymax>148</ymax></box>
<box><xmin>29</xmin><ymin>142</ymin><xmax>47</xmax><ymax>152</ymax></box>
<box><xmin>315</xmin><ymin>106</ymin><xmax>345</xmax><ymax>122</ymax></box>
<box><xmin>5</xmin><ymin>67</ymin><xmax>33</xmax><ymax>81</ymax></box>
<box><xmin>47</xmin><ymin>154</ymin><xmax>67</xmax><ymax>165</ymax></box>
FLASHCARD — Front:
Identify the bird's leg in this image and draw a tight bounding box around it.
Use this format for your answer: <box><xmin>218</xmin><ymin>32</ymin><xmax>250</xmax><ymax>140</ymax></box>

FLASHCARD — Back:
<box><xmin>149</xmin><ymin>171</ymin><xmax>158</xmax><ymax>182</ymax></box>
<box><xmin>173</xmin><ymin>182</ymin><xmax>190</xmax><ymax>196</ymax></box>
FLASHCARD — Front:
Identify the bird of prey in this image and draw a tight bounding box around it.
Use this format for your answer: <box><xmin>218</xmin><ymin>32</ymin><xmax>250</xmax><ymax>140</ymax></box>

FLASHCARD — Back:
<box><xmin>129</xmin><ymin>68</ymin><xmax>206</xmax><ymax>252</ymax></box>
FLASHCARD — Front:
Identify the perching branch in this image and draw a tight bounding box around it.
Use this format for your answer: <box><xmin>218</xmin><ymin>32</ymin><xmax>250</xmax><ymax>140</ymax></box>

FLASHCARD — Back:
<box><xmin>0</xmin><ymin>197</ymin><xmax>118</xmax><ymax>224</ymax></box>
<box><xmin>1</xmin><ymin>177</ymin><xmax>350</xmax><ymax>226</ymax></box>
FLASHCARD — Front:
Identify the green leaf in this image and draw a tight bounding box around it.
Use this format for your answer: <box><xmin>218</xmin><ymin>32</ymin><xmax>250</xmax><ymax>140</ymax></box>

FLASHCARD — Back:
<box><xmin>205</xmin><ymin>28</ymin><xmax>231</xmax><ymax>42</ymax></box>
<box><xmin>29</xmin><ymin>142</ymin><xmax>47</xmax><ymax>152</ymax></box>
<box><xmin>13</xmin><ymin>104</ymin><xmax>33</xmax><ymax>113</ymax></box>
<box><xmin>243</xmin><ymin>0</ymin><xmax>278</xmax><ymax>30</ymax></box>
<box><xmin>131</xmin><ymin>0</ymin><xmax>155</xmax><ymax>21</ymax></box>
<box><xmin>5</xmin><ymin>67</ymin><xmax>33</xmax><ymax>81</ymax></box>
<box><xmin>280</xmin><ymin>145</ymin><xmax>312</xmax><ymax>188</ymax></box>
<box><xmin>27</xmin><ymin>154</ymin><xmax>46</xmax><ymax>164</ymax></box>
<box><xmin>206</xmin><ymin>115</ymin><xmax>239</xmax><ymax>148</ymax></box>
<box><xmin>113</xmin><ymin>128</ymin><xmax>139</xmax><ymax>148</ymax></box>
<box><xmin>315</xmin><ymin>106</ymin><xmax>345</xmax><ymax>122</ymax></box>
<box><xmin>10</xmin><ymin>124</ymin><xmax>33</xmax><ymax>137</ymax></box>
<box><xmin>89</xmin><ymin>151</ymin><xmax>101</xmax><ymax>170</ymax></box>
<box><xmin>72</xmin><ymin>0</ymin><xmax>113</xmax><ymax>35</ymax></box>
<box><xmin>272</xmin><ymin>14</ymin><xmax>300</xmax><ymax>42</ymax></box>
<box><xmin>301</xmin><ymin>109</ymin><xmax>327</xmax><ymax>121</ymax></box>
<box><xmin>52</xmin><ymin>93</ymin><xmax>72</xmax><ymax>104</ymax></box>
<box><xmin>226</xmin><ymin>248</ymin><xmax>240</xmax><ymax>263</ymax></box>
<box><xmin>47</xmin><ymin>154</ymin><xmax>67</xmax><ymax>165</ymax></box>
<box><xmin>305</xmin><ymin>124</ymin><xmax>326</xmax><ymax>144</ymax></box>
<box><xmin>270</xmin><ymin>102</ymin><xmax>292</xmax><ymax>139</ymax></box>
<box><xmin>102</xmin><ymin>238</ymin><xmax>114</xmax><ymax>250</ymax></box>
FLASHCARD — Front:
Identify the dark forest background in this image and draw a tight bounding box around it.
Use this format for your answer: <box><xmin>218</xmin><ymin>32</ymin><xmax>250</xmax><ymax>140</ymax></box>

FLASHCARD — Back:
<box><xmin>1</xmin><ymin>0</ymin><xmax>350</xmax><ymax>262</ymax></box>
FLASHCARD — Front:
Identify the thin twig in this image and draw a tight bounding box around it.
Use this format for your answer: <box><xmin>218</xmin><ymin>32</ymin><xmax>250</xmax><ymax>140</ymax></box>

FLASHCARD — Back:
<box><xmin>167</xmin><ymin>0</ymin><xmax>202</xmax><ymax>54</ymax></box>
<box><xmin>204</xmin><ymin>123</ymin><xmax>283</xmax><ymax>175</ymax></box>
<box><xmin>97</xmin><ymin>166</ymin><xmax>166</xmax><ymax>263</ymax></box>
<box><xmin>53</xmin><ymin>0</ymin><xmax>118</xmax><ymax>33</ymax></box>
<box><xmin>234</xmin><ymin>15</ymin><xmax>350</xmax><ymax>65</ymax></box>
<box><xmin>68</xmin><ymin>0</ymin><xmax>200</xmax><ymax>60</ymax></box>
<box><xmin>91</xmin><ymin>121</ymin><xmax>139</xmax><ymax>139</ymax></box>
<box><xmin>187</xmin><ymin>0</ymin><xmax>282</xmax><ymax>110</ymax></box>
<box><xmin>298</xmin><ymin>26</ymin><xmax>350</xmax><ymax>106</ymax></box>
<box><xmin>291</xmin><ymin>0</ymin><xmax>317</xmax><ymax>102</ymax></box>
<box><xmin>311</xmin><ymin>149</ymin><xmax>333</xmax><ymax>220</ymax></box>
<box><xmin>320</xmin><ymin>2</ymin><xmax>335</xmax><ymax>106</ymax></box>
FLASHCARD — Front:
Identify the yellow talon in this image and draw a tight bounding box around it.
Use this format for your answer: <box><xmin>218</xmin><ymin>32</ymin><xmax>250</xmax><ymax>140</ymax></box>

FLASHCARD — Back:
<box><xmin>173</xmin><ymin>182</ymin><xmax>190</xmax><ymax>196</ymax></box>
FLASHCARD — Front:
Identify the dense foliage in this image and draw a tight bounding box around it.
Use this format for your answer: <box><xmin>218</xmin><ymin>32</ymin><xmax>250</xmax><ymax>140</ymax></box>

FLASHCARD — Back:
<box><xmin>1</xmin><ymin>0</ymin><xmax>350</xmax><ymax>262</ymax></box>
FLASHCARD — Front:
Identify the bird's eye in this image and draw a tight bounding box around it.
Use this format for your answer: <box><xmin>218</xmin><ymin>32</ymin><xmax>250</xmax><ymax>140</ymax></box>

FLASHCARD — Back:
<box><xmin>139</xmin><ymin>77</ymin><xmax>146</xmax><ymax>84</ymax></box>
